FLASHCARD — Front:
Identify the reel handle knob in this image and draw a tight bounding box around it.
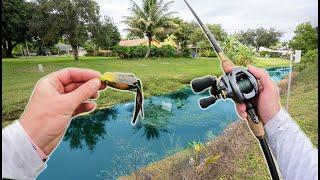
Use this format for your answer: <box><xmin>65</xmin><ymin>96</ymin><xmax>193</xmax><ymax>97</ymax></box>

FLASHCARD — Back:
<box><xmin>199</xmin><ymin>96</ymin><xmax>217</xmax><ymax>109</ymax></box>
<box><xmin>191</xmin><ymin>76</ymin><xmax>216</xmax><ymax>93</ymax></box>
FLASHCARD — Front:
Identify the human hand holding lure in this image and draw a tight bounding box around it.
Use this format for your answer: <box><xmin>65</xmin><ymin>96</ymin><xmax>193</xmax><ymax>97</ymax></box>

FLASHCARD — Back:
<box><xmin>100</xmin><ymin>72</ymin><xmax>144</xmax><ymax>125</ymax></box>
<box><xmin>184</xmin><ymin>0</ymin><xmax>280</xmax><ymax>179</ymax></box>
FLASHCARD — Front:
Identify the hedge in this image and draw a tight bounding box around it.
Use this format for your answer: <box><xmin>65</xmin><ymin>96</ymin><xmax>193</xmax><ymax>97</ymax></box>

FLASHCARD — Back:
<box><xmin>112</xmin><ymin>45</ymin><xmax>179</xmax><ymax>58</ymax></box>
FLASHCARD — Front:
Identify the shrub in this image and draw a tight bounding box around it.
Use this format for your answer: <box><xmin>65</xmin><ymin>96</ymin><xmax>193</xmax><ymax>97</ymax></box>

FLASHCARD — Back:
<box><xmin>112</xmin><ymin>45</ymin><xmax>178</xmax><ymax>58</ymax></box>
<box><xmin>177</xmin><ymin>47</ymin><xmax>192</xmax><ymax>58</ymax></box>
<box><xmin>83</xmin><ymin>42</ymin><xmax>95</xmax><ymax>54</ymax></box>
<box><xmin>269</xmin><ymin>51</ymin><xmax>282</xmax><ymax>58</ymax></box>
<box><xmin>301</xmin><ymin>49</ymin><xmax>318</xmax><ymax>64</ymax></box>
<box><xmin>50</xmin><ymin>45</ymin><xmax>60</xmax><ymax>55</ymax></box>
<box><xmin>112</xmin><ymin>45</ymin><xmax>131</xmax><ymax>58</ymax></box>
<box><xmin>199</xmin><ymin>49</ymin><xmax>216</xmax><ymax>57</ymax></box>
<box><xmin>160</xmin><ymin>45</ymin><xmax>176</xmax><ymax>57</ymax></box>
<box><xmin>259</xmin><ymin>51</ymin><xmax>270</xmax><ymax>57</ymax></box>
<box><xmin>222</xmin><ymin>36</ymin><xmax>255</xmax><ymax>66</ymax></box>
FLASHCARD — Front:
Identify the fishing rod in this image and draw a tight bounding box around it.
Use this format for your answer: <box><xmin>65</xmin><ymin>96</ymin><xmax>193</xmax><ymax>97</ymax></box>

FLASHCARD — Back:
<box><xmin>183</xmin><ymin>0</ymin><xmax>280</xmax><ymax>179</ymax></box>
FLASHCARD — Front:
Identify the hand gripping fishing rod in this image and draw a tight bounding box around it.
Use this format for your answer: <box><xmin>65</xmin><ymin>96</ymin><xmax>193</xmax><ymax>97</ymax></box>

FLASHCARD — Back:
<box><xmin>184</xmin><ymin>1</ymin><xmax>280</xmax><ymax>179</ymax></box>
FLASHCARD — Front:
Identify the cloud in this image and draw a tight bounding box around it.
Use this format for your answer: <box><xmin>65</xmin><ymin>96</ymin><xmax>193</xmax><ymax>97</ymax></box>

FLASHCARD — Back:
<box><xmin>96</xmin><ymin>0</ymin><xmax>318</xmax><ymax>41</ymax></box>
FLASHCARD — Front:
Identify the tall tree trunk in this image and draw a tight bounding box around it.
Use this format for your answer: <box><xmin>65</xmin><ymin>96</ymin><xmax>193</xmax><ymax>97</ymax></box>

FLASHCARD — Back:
<box><xmin>25</xmin><ymin>42</ymin><xmax>30</xmax><ymax>57</ymax></box>
<box><xmin>3</xmin><ymin>40</ymin><xmax>15</xmax><ymax>58</ymax></box>
<box><xmin>71</xmin><ymin>45</ymin><xmax>79</xmax><ymax>61</ymax></box>
<box><xmin>2</xmin><ymin>42</ymin><xmax>8</xmax><ymax>58</ymax></box>
<box><xmin>145</xmin><ymin>36</ymin><xmax>152</xmax><ymax>58</ymax></box>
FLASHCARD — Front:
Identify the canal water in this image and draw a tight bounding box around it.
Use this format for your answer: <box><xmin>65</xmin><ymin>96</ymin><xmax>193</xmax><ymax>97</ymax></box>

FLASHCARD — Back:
<box><xmin>38</xmin><ymin>67</ymin><xmax>290</xmax><ymax>180</ymax></box>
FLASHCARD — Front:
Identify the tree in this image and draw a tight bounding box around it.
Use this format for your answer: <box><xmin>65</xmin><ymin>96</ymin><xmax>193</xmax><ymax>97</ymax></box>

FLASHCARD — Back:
<box><xmin>123</xmin><ymin>0</ymin><xmax>178</xmax><ymax>58</ymax></box>
<box><xmin>289</xmin><ymin>22</ymin><xmax>318</xmax><ymax>54</ymax></box>
<box><xmin>189</xmin><ymin>22</ymin><xmax>227</xmax><ymax>48</ymax></box>
<box><xmin>27</xmin><ymin>1</ymin><xmax>62</xmax><ymax>55</ymax></box>
<box><xmin>45</xmin><ymin>0</ymin><xmax>101</xmax><ymax>60</ymax></box>
<box><xmin>236</xmin><ymin>29</ymin><xmax>256</xmax><ymax>47</ymax></box>
<box><xmin>237</xmin><ymin>27</ymin><xmax>282</xmax><ymax>51</ymax></box>
<box><xmin>172</xmin><ymin>18</ymin><xmax>197</xmax><ymax>49</ymax></box>
<box><xmin>61</xmin><ymin>0</ymin><xmax>101</xmax><ymax>60</ymax></box>
<box><xmin>91</xmin><ymin>16</ymin><xmax>121</xmax><ymax>50</ymax></box>
<box><xmin>2</xmin><ymin>0</ymin><xmax>32</xmax><ymax>58</ymax></box>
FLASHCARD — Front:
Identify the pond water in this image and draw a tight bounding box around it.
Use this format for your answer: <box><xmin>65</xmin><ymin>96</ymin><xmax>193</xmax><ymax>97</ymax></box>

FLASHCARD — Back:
<box><xmin>38</xmin><ymin>67</ymin><xmax>290</xmax><ymax>180</ymax></box>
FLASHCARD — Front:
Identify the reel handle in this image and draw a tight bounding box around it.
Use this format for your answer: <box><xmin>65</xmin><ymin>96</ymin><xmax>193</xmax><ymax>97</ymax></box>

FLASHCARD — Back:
<box><xmin>199</xmin><ymin>96</ymin><xmax>217</xmax><ymax>108</ymax></box>
<box><xmin>191</xmin><ymin>76</ymin><xmax>216</xmax><ymax>93</ymax></box>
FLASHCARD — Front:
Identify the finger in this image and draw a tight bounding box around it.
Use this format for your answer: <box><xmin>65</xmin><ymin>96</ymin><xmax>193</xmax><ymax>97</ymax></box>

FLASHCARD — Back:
<box><xmin>64</xmin><ymin>82</ymin><xmax>83</xmax><ymax>93</ymax></box>
<box><xmin>90</xmin><ymin>92</ymin><xmax>99</xmax><ymax>100</ymax></box>
<box><xmin>236</xmin><ymin>103</ymin><xmax>248</xmax><ymax>119</ymax></box>
<box><xmin>72</xmin><ymin>101</ymin><xmax>96</xmax><ymax>117</ymax></box>
<box><xmin>247</xmin><ymin>65</ymin><xmax>273</xmax><ymax>87</ymax></box>
<box><xmin>100</xmin><ymin>81</ymin><xmax>107</xmax><ymax>91</ymax></box>
<box><xmin>55</xmin><ymin>68</ymin><xmax>101</xmax><ymax>85</ymax></box>
<box><xmin>221</xmin><ymin>59</ymin><xmax>235</xmax><ymax>74</ymax></box>
<box><xmin>64</xmin><ymin>81</ymin><xmax>107</xmax><ymax>93</ymax></box>
<box><xmin>65</xmin><ymin>78</ymin><xmax>101</xmax><ymax>107</ymax></box>
<box><xmin>65</xmin><ymin>83</ymin><xmax>99</xmax><ymax>99</ymax></box>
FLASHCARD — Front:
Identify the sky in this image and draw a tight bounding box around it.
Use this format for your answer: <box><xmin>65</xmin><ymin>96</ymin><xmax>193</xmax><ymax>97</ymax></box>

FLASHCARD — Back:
<box><xmin>96</xmin><ymin>0</ymin><xmax>318</xmax><ymax>42</ymax></box>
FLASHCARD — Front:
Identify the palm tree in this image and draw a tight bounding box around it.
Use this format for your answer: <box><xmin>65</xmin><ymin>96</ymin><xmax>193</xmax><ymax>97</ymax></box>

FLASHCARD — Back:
<box><xmin>123</xmin><ymin>0</ymin><xmax>177</xmax><ymax>58</ymax></box>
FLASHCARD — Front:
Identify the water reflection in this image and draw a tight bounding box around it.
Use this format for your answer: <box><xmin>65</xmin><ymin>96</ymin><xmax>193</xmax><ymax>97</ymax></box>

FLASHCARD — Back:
<box><xmin>63</xmin><ymin>108</ymin><xmax>118</xmax><ymax>152</ymax></box>
<box><xmin>133</xmin><ymin>100</ymin><xmax>171</xmax><ymax>140</ymax></box>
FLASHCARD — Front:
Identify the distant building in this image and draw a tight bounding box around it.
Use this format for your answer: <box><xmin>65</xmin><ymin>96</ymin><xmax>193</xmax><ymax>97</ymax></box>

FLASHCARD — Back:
<box><xmin>258</xmin><ymin>46</ymin><xmax>293</xmax><ymax>58</ymax></box>
<box><xmin>56</xmin><ymin>43</ymin><xmax>87</xmax><ymax>56</ymax></box>
<box><xmin>161</xmin><ymin>35</ymin><xmax>178</xmax><ymax>48</ymax></box>
<box><xmin>119</xmin><ymin>38</ymin><xmax>162</xmax><ymax>47</ymax></box>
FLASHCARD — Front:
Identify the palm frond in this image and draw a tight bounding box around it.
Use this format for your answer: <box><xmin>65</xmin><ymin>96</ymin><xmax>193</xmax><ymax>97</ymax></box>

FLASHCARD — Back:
<box><xmin>123</xmin><ymin>0</ymin><xmax>177</xmax><ymax>39</ymax></box>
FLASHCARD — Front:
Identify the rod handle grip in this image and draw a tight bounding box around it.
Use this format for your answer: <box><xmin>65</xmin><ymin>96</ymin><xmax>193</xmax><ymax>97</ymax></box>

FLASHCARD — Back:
<box><xmin>247</xmin><ymin>115</ymin><xmax>265</xmax><ymax>138</ymax></box>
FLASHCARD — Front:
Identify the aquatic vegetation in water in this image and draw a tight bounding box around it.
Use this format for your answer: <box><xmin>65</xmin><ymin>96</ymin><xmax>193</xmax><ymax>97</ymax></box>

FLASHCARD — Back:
<box><xmin>206</xmin><ymin>130</ymin><xmax>216</xmax><ymax>141</ymax></box>
<box><xmin>99</xmin><ymin>145</ymin><xmax>158</xmax><ymax>180</ymax></box>
<box><xmin>133</xmin><ymin>102</ymin><xmax>172</xmax><ymax>140</ymax></box>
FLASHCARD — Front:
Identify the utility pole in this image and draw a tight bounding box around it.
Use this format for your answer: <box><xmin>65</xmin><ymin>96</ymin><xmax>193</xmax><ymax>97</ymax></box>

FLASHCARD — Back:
<box><xmin>286</xmin><ymin>59</ymin><xmax>293</xmax><ymax>111</ymax></box>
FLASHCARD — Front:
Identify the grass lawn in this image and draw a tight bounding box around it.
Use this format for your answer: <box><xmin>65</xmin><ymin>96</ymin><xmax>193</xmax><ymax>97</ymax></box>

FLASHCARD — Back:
<box><xmin>2</xmin><ymin>56</ymin><xmax>289</xmax><ymax>125</ymax></box>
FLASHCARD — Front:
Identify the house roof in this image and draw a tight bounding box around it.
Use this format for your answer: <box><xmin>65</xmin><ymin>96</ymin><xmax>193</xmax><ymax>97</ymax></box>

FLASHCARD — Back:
<box><xmin>56</xmin><ymin>43</ymin><xmax>72</xmax><ymax>51</ymax></box>
<box><xmin>56</xmin><ymin>43</ymin><xmax>85</xmax><ymax>51</ymax></box>
<box><xmin>119</xmin><ymin>38</ymin><xmax>160</xmax><ymax>46</ymax></box>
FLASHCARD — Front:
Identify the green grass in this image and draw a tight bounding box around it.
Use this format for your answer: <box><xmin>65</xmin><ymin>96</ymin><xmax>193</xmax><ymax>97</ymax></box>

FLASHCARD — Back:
<box><xmin>280</xmin><ymin>62</ymin><xmax>318</xmax><ymax>146</ymax></box>
<box><xmin>2</xmin><ymin>56</ymin><xmax>289</xmax><ymax>125</ymax></box>
<box><xmin>253</xmin><ymin>57</ymin><xmax>290</xmax><ymax>67</ymax></box>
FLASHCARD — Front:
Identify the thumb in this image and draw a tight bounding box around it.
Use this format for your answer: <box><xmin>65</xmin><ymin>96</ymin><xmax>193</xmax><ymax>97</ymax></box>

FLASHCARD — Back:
<box><xmin>66</xmin><ymin>78</ymin><xmax>101</xmax><ymax>107</ymax></box>
<box><xmin>247</xmin><ymin>65</ymin><xmax>273</xmax><ymax>87</ymax></box>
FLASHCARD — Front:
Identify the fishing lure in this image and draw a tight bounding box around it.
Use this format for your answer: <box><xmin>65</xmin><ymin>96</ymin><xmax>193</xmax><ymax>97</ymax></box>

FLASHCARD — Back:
<box><xmin>100</xmin><ymin>72</ymin><xmax>144</xmax><ymax>125</ymax></box>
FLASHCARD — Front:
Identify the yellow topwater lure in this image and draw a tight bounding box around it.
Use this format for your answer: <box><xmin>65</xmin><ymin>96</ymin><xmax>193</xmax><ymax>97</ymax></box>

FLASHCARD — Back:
<box><xmin>100</xmin><ymin>72</ymin><xmax>144</xmax><ymax>125</ymax></box>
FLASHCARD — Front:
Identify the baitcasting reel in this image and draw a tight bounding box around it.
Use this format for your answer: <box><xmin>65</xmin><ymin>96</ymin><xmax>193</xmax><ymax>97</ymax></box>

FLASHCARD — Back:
<box><xmin>191</xmin><ymin>67</ymin><xmax>260</xmax><ymax>123</ymax></box>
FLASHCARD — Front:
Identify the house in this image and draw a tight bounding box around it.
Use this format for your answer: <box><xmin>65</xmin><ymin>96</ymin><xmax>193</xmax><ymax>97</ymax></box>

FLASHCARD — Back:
<box><xmin>258</xmin><ymin>46</ymin><xmax>293</xmax><ymax>58</ymax></box>
<box><xmin>161</xmin><ymin>35</ymin><xmax>178</xmax><ymax>48</ymax></box>
<box><xmin>55</xmin><ymin>43</ymin><xmax>87</xmax><ymax>56</ymax></box>
<box><xmin>119</xmin><ymin>38</ymin><xmax>162</xmax><ymax>47</ymax></box>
